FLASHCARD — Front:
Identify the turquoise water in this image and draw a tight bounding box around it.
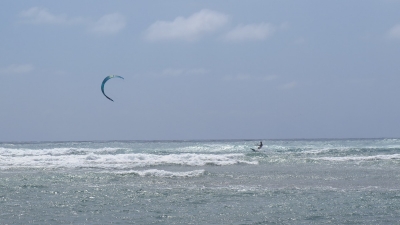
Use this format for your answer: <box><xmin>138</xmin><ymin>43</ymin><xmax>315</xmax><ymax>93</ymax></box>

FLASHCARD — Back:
<box><xmin>1</xmin><ymin>139</ymin><xmax>400</xmax><ymax>224</ymax></box>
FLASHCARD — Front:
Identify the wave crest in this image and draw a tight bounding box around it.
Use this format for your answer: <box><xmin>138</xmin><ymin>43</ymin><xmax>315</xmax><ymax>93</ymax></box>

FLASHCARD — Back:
<box><xmin>113</xmin><ymin>169</ymin><xmax>205</xmax><ymax>177</ymax></box>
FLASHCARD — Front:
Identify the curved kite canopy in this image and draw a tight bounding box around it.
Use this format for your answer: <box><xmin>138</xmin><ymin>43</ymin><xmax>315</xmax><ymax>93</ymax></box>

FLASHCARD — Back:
<box><xmin>101</xmin><ymin>75</ymin><xmax>124</xmax><ymax>102</ymax></box>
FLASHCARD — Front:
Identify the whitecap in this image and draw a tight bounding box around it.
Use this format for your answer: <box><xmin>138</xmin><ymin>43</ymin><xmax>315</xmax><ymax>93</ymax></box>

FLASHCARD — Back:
<box><xmin>313</xmin><ymin>154</ymin><xmax>400</xmax><ymax>162</ymax></box>
<box><xmin>113</xmin><ymin>169</ymin><xmax>205</xmax><ymax>178</ymax></box>
<box><xmin>0</xmin><ymin>153</ymin><xmax>257</xmax><ymax>170</ymax></box>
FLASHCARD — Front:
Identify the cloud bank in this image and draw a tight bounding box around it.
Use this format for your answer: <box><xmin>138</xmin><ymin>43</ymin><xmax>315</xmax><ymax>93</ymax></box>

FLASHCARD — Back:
<box><xmin>0</xmin><ymin>64</ymin><xmax>34</xmax><ymax>74</ymax></box>
<box><xmin>224</xmin><ymin>23</ymin><xmax>275</xmax><ymax>41</ymax></box>
<box><xmin>387</xmin><ymin>24</ymin><xmax>400</xmax><ymax>39</ymax></box>
<box><xmin>145</xmin><ymin>9</ymin><xmax>279</xmax><ymax>42</ymax></box>
<box><xmin>19</xmin><ymin>7</ymin><xmax>81</xmax><ymax>25</ymax></box>
<box><xmin>90</xmin><ymin>13</ymin><xmax>126</xmax><ymax>35</ymax></box>
<box><xmin>223</xmin><ymin>74</ymin><xmax>278</xmax><ymax>82</ymax></box>
<box><xmin>18</xmin><ymin>7</ymin><xmax>125</xmax><ymax>35</ymax></box>
<box><xmin>145</xmin><ymin>9</ymin><xmax>229</xmax><ymax>41</ymax></box>
<box><xmin>280</xmin><ymin>81</ymin><xmax>297</xmax><ymax>90</ymax></box>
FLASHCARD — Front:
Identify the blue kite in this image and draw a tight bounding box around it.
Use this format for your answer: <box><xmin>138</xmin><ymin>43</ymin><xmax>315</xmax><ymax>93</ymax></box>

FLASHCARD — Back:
<box><xmin>101</xmin><ymin>75</ymin><xmax>124</xmax><ymax>102</ymax></box>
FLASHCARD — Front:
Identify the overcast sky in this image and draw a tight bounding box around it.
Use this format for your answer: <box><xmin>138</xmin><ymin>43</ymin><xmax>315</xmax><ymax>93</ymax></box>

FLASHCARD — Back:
<box><xmin>1</xmin><ymin>1</ymin><xmax>400</xmax><ymax>141</ymax></box>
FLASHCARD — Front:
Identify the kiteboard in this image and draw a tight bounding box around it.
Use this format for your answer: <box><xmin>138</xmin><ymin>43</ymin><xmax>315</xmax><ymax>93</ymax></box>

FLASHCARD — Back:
<box><xmin>251</xmin><ymin>148</ymin><xmax>258</xmax><ymax>152</ymax></box>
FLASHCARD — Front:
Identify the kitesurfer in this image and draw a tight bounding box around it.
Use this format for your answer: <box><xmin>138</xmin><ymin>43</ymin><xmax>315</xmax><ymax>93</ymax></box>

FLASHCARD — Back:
<box><xmin>257</xmin><ymin>141</ymin><xmax>263</xmax><ymax>149</ymax></box>
<box><xmin>250</xmin><ymin>141</ymin><xmax>264</xmax><ymax>152</ymax></box>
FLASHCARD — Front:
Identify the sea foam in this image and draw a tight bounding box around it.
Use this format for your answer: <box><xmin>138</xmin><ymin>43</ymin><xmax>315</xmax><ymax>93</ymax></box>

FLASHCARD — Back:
<box><xmin>314</xmin><ymin>154</ymin><xmax>400</xmax><ymax>162</ymax></box>
<box><xmin>0</xmin><ymin>151</ymin><xmax>257</xmax><ymax>170</ymax></box>
<box><xmin>113</xmin><ymin>169</ymin><xmax>206</xmax><ymax>177</ymax></box>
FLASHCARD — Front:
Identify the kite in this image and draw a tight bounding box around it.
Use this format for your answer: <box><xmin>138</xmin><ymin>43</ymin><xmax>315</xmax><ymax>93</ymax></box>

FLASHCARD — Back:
<box><xmin>101</xmin><ymin>75</ymin><xmax>124</xmax><ymax>102</ymax></box>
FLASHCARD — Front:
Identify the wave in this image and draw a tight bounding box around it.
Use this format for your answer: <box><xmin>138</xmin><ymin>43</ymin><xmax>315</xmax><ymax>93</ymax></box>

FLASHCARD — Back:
<box><xmin>0</xmin><ymin>147</ymin><xmax>125</xmax><ymax>156</ymax></box>
<box><xmin>301</xmin><ymin>146</ymin><xmax>400</xmax><ymax>155</ymax></box>
<box><xmin>313</xmin><ymin>154</ymin><xmax>400</xmax><ymax>162</ymax></box>
<box><xmin>112</xmin><ymin>169</ymin><xmax>205</xmax><ymax>177</ymax></box>
<box><xmin>0</xmin><ymin>153</ymin><xmax>257</xmax><ymax>170</ymax></box>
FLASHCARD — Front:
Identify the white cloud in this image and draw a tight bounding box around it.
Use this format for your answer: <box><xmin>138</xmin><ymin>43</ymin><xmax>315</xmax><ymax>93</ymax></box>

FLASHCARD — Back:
<box><xmin>162</xmin><ymin>68</ymin><xmax>184</xmax><ymax>76</ymax></box>
<box><xmin>263</xmin><ymin>75</ymin><xmax>278</xmax><ymax>81</ymax></box>
<box><xmin>0</xmin><ymin>64</ymin><xmax>34</xmax><ymax>74</ymax></box>
<box><xmin>224</xmin><ymin>23</ymin><xmax>275</xmax><ymax>41</ymax></box>
<box><xmin>280</xmin><ymin>81</ymin><xmax>297</xmax><ymax>89</ymax></box>
<box><xmin>223</xmin><ymin>74</ymin><xmax>251</xmax><ymax>81</ymax></box>
<box><xmin>145</xmin><ymin>9</ymin><xmax>229</xmax><ymax>41</ymax></box>
<box><xmin>224</xmin><ymin>74</ymin><xmax>278</xmax><ymax>82</ymax></box>
<box><xmin>90</xmin><ymin>13</ymin><xmax>126</xmax><ymax>35</ymax></box>
<box><xmin>18</xmin><ymin>7</ymin><xmax>82</xmax><ymax>25</ymax></box>
<box><xmin>18</xmin><ymin>7</ymin><xmax>125</xmax><ymax>35</ymax></box>
<box><xmin>387</xmin><ymin>24</ymin><xmax>400</xmax><ymax>39</ymax></box>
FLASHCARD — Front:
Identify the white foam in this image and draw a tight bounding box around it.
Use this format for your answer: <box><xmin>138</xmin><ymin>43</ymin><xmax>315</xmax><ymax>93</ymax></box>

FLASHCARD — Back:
<box><xmin>302</xmin><ymin>148</ymin><xmax>332</xmax><ymax>154</ymax></box>
<box><xmin>125</xmin><ymin>153</ymin><xmax>257</xmax><ymax>167</ymax></box>
<box><xmin>0</xmin><ymin>147</ymin><xmax>124</xmax><ymax>157</ymax></box>
<box><xmin>300</xmin><ymin>144</ymin><xmax>400</xmax><ymax>155</ymax></box>
<box><xmin>314</xmin><ymin>154</ymin><xmax>400</xmax><ymax>162</ymax></box>
<box><xmin>0</xmin><ymin>152</ymin><xmax>257</xmax><ymax>170</ymax></box>
<box><xmin>175</xmin><ymin>144</ymin><xmax>241</xmax><ymax>153</ymax></box>
<box><xmin>113</xmin><ymin>169</ymin><xmax>205</xmax><ymax>177</ymax></box>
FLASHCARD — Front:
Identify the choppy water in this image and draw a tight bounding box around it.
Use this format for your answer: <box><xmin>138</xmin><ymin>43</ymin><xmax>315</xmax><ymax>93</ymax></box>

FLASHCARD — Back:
<box><xmin>1</xmin><ymin>139</ymin><xmax>400</xmax><ymax>224</ymax></box>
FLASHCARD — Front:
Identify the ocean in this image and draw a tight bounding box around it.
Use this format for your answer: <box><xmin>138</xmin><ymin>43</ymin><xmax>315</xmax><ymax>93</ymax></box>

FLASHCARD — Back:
<box><xmin>1</xmin><ymin>139</ymin><xmax>399</xmax><ymax>224</ymax></box>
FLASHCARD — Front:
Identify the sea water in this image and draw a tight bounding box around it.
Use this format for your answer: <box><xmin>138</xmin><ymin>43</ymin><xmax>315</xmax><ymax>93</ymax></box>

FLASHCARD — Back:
<box><xmin>1</xmin><ymin>139</ymin><xmax>400</xmax><ymax>224</ymax></box>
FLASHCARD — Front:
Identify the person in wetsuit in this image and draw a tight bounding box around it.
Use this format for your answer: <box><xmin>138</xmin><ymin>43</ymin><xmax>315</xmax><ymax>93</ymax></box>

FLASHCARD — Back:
<box><xmin>257</xmin><ymin>141</ymin><xmax>263</xmax><ymax>149</ymax></box>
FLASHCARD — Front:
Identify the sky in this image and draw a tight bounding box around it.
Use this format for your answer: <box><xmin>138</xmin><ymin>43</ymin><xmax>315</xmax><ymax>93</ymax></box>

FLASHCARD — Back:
<box><xmin>1</xmin><ymin>0</ymin><xmax>400</xmax><ymax>141</ymax></box>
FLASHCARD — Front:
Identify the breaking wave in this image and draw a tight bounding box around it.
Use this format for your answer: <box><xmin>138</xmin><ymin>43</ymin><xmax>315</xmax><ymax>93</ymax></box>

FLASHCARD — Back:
<box><xmin>112</xmin><ymin>169</ymin><xmax>206</xmax><ymax>177</ymax></box>
<box><xmin>0</xmin><ymin>147</ymin><xmax>257</xmax><ymax>170</ymax></box>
